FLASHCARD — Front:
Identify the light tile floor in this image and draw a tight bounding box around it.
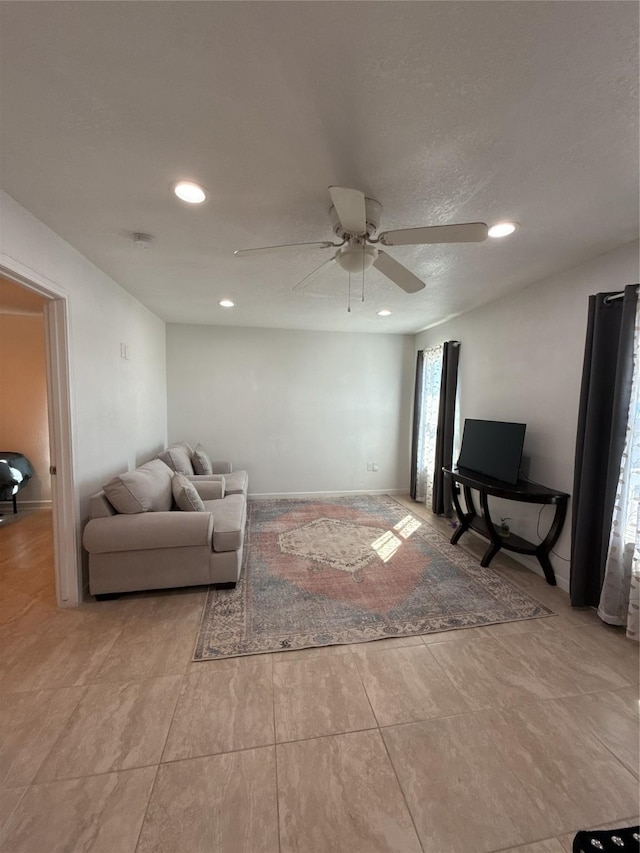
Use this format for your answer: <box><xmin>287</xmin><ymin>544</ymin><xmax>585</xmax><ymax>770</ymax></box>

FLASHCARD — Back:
<box><xmin>0</xmin><ymin>506</ymin><xmax>638</xmax><ymax>853</ymax></box>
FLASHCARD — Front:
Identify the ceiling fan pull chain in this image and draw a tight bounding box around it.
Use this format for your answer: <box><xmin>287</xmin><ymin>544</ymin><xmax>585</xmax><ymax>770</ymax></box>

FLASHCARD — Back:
<box><xmin>348</xmin><ymin>272</ymin><xmax>351</xmax><ymax>313</ymax></box>
<box><xmin>362</xmin><ymin>244</ymin><xmax>365</xmax><ymax>302</ymax></box>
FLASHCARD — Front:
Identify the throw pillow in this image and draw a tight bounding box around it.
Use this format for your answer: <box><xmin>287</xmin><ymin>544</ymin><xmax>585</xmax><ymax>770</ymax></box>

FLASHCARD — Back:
<box><xmin>158</xmin><ymin>443</ymin><xmax>194</xmax><ymax>475</ymax></box>
<box><xmin>172</xmin><ymin>473</ymin><xmax>205</xmax><ymax>512</ymax></box>
<box><xmin>103</xmin><ymin>459</ymin><xmax>173</xmax><ymax>514</ymax></box>
<box><xmin>192</xmin><ymin>443</ymin><xmax>213</xmax><ymax>475</ymax></box>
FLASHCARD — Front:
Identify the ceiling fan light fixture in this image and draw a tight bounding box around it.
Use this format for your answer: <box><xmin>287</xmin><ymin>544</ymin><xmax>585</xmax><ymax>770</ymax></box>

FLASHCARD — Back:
<box><xmin>335</xmin><ymin>243</ymin><xmax>379</xmax><ymax>274</ymax></box>
<box><xmin>488</xmin><ymin>221</ymin><xmax>518</xmax><ymax>238</ymax></box>
<box><xmin>173</xmin><ymin>181</ymin><xmax>208</xmax><ymax>204</ymax></box>
<box><xmin>219</xmin><ymin>299</ymin><xmax>234</xmax><ymax>308</ymax></box>
<box><xmin>377</xmin><ymin>309</ymin><xmax>392</xmax><ymax>316</ymax></box>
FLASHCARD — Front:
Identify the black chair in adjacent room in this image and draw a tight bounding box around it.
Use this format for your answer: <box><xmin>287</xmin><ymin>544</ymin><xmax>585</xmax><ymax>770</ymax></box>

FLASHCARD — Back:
<box><xmin>0</xmin><ymin>452</ymin><xmax>34</xmax><ymax>514</ymax></box>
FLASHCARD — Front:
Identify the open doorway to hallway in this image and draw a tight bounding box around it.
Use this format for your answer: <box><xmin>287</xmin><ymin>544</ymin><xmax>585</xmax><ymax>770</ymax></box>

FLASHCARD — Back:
<box><xmin>0</xmin><ymin>276</ymin><xmax>57</xmax><ymax>620</ymax></box>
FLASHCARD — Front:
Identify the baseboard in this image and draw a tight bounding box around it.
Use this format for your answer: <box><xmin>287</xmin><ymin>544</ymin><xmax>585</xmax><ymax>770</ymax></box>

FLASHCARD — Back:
<box><xmin>248</xmin><ymin>489</ymin><xmax>408</xmax><ymax>500</ymax></box>
<box><xmin>0</xmin><ymin>499</ymin><xmax>52</xmax><ymax>509</ymax></box>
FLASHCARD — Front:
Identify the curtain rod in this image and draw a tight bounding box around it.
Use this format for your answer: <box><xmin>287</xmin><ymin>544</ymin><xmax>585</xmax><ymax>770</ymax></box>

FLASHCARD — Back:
<box><xmin>603</xmin><ymin>285</ymin><xmax>639</xmax><ymax>304</ymax></box>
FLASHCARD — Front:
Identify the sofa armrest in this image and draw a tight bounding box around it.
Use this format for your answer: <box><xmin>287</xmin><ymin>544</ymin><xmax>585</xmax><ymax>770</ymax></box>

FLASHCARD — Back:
<box><xmin>210</xmin><ymin>461</ymin><xmax>232</xmax><ymax>474</ymax></box>
<box><xmin>190</xmin><ymin>478</ymin><xmax>225</xmax><ymax>500</ymax></box>
<box><xmin>83</xmin><ymin>511</ymin><xmax>213</xmax><ymax>553</ymax></box>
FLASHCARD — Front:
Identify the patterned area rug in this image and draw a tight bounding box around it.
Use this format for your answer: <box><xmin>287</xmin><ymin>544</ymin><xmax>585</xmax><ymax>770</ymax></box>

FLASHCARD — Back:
<box><xmin>194</xmin><ymin>495</ymin><xmax>554</xmax><ymax>660</ymax></box>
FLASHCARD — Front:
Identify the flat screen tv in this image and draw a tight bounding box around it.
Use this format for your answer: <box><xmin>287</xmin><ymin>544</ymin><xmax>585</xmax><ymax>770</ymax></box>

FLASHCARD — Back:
<box><xmin>457</xmin><ymin>419</ymin><xmax>526</xmax><ymax>485</ymax></box>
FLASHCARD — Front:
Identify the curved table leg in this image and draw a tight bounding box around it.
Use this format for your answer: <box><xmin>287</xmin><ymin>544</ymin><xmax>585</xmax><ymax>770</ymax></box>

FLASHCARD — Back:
<box><xmin>450</xmin><ymin>523</ymin><xmax>465</xmax><ymax>546</ymax></box>
<box><xmin>533</xmin><ymin>497</ymin><xmax>567</xmax><ymax>585</ymax></box>
<box><xmin>479</xmin><ymin>490</ymin><xmax>504</xmax><ymax>567</ymax></box>
<box><xmin>536</xmin><ymin>552</ymin><xmax>557</xmax><ymax>586</ymax></box>
<box><xmin>449</xmin><ymin>478</ymin><xmax>465</xmax><ymax>543</ymax></box>
<box><xmin>448</xmin><ymin>477</ymin><xmax>476</xmax><ymax>545</ymax></box>
<box><xmin>480</xmin><ymin>541</ymin><xmax>503</xmax><ymax>568</ymax></box>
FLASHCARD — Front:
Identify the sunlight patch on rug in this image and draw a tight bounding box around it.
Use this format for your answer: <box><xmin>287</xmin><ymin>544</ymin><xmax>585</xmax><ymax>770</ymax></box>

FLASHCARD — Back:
<box><xmin>193</xmin><ymin>495</ymin><xmax>554</xmax><ymax>660</ymax></box>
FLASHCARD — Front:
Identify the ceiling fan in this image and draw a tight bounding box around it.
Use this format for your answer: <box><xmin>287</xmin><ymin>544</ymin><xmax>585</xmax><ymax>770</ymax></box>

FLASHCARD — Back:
<box><xmin>234</xmin><ymin>187</ymin><xmax>488</xmax><ymax>307</ymax></box>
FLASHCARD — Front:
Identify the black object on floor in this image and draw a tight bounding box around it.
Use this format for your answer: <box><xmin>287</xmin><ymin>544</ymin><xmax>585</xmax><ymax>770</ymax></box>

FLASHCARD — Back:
<box><xmin>573</xmin><ymin>826</ymin><xmax>640</xmax><ymax>852</ymax></box>
<box><xmin>0</xmin><ymin>452</ymin><xmax>34</xmax><ymax>514</ymax></box>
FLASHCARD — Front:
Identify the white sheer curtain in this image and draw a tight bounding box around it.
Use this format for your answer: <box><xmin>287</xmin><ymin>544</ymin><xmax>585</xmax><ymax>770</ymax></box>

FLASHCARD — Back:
<box><xmin>598</xmin><ymin>298</ymin><xmax>640</xmax><ymax>640</ymax></box>
<box><xmin>415</xmin><ymin>345</ymin><xmax>444</xmax><ymax>504</ymax></box>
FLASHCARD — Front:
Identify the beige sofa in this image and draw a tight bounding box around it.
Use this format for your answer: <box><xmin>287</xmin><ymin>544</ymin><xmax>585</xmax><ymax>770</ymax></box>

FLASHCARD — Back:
<box><xmin>83</xmin><ymin>448</ymin><xmax>248</xmax><ymax>598</ymax></box>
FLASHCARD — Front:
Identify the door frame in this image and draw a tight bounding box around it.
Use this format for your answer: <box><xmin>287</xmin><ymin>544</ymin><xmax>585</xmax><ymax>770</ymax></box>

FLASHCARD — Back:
<box><xmin>0</xmin><ymin>256</ymin><xmax>80</xmax><ymax>606</ymax></box>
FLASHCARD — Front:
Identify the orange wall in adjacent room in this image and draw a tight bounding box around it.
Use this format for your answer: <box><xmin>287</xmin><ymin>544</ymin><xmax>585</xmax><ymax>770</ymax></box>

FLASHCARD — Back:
<box><xmin>0</xmin><ymin>309</ymin><xmax>50</xmax><ymax>502</ymax></box>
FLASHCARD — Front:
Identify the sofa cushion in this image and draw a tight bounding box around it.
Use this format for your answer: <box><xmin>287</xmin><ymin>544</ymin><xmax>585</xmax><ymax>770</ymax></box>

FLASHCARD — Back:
<box><xmin>172</xmin><ymin>473</ymin><xmax>205</xmax><ymax>512</ymax></box>
<box><xmin>203</xmin><ymin>494</ymin><xmax>246</xmax><ymax>552</ymax></box>
<box><xmin>189</xmin><ymin>477</ymin><xmax>225</xmax><ymax>501</ymax></box>
<box><xmin>192</xmin><ymin>443</ymin><xmax>213</xmax><ymax>475</ymax></box>
<box><xmin>158</xmin><ymin>442</ymin><xmax>194</xmax><ymax>475</ymax></box>
<box><xmin>83</xmin><ymin>511</ymin><xmax>214</xmax><ymax>552</ymax></box>
<box><xmin>103</xmin><ymin>459</ymin><xmax>173</xmax><ymax>514</ymax></box>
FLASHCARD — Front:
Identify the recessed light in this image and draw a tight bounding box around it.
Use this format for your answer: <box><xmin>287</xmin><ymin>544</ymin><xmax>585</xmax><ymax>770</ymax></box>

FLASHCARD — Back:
<box><xmin>219</xmin><ymin>299</ymin><xmax>234</xmax><ymax>308</ymax></box>
<box><xmin>488</xmin><ymin>221</ymin><xmax>518</xmax><ymax>238</ymax></box>
<box><xmin>173</xmin><ymin>181</ymin><xmax>208</xmax><ymax>204</ymax></box>
<box><xmin>377</xmin><ymin>309</ymin><xmax>392</xmax><ymax>316</ymax></box>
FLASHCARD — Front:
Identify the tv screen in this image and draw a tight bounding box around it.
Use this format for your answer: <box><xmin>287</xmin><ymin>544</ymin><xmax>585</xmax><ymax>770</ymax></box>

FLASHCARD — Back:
<box><xmin>457</xmin><ymin>419</ymin><xmax>526</xmax><ymax>485</ymax></box>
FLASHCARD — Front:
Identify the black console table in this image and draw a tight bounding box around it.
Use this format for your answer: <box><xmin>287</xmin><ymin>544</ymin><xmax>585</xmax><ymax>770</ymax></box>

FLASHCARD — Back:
<box><xmin>443</xmin><ymin>467</ymin><xmax>569</xmax><ymax>586</ymax></box>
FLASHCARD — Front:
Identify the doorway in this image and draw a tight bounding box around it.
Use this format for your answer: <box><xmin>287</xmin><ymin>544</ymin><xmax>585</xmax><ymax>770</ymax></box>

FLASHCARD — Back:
<box><xmin>0</xmin><ymin>264</ymin><xmax>79</xmax><ymax>607</ymax></box>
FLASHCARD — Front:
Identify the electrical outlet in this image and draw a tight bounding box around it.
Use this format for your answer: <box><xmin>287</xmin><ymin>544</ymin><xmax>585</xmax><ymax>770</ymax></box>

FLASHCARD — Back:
<box><xmin>366</xmin><ymin>462</ymin><xmax>372</xmax><ymax>472</ymax></box>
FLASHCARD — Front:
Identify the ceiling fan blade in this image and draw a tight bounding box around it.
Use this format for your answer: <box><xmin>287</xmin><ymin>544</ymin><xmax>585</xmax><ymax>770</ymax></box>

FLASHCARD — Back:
<box><xmin>292</xmin><ymin>257</ymin><xmax>337</xmax><ymax>291</ymax></box>
<box><xmin>378</xmin><ymin>222</ymin><xmax>488</xmax><ymax>246</ymax></box>
<box><xmin>234</xmin><ymin>240</ymin><xmax>336</xmax><ymax>257</ymax></box>
<box><xmin>373</xmin><ymin>251</ymin><xmax>426</xmax><ymax>293</ymax></box>
<box><xmin>328</xmin><ymin>186</ymin><xmax>366</xmax><ymax>236</ymax></box>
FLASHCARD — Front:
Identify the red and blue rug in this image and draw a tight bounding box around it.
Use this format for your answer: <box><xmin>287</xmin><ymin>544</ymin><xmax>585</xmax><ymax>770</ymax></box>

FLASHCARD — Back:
<box><xmin>194</xmin><ymin>495</ymin><xmax>553</xmax><ymax>660</ymax></box>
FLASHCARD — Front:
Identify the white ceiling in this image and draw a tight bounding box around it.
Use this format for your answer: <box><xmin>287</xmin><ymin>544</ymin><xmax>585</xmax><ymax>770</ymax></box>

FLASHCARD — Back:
<box><xmin>1</xmin><ymin>2</ymin><xmax>637</xmax><ymax>335</ymax></box>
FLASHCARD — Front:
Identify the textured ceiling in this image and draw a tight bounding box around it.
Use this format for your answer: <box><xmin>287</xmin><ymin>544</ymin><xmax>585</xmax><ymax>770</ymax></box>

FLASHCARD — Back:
<box><xmin>0</xmin><ymin>1</ymin><xmax>637</xmax><ymax>334</ymax></box>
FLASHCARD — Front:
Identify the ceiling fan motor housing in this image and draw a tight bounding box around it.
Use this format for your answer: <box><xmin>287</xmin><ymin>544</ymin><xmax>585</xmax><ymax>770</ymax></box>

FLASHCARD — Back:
<box><xmin>330</xmin><ymin>197</ymin><xmax>382</xmax><ymax>239</ymax></box>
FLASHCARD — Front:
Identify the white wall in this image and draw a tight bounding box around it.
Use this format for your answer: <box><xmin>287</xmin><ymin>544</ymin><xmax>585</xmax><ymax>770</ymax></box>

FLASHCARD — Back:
<box><xmin>167</xmin><ymin>324</ymin><xmax>414</xmax><ymax>496</ymax></box>
<box><xmin>0</xmin><ymin>191</ymin><xmax>167</xmax><ymax>560</ymax></box>
<box><xmin>415</xmin><ymin>240</ymin><xmax>639</xmax><ymax>590</ymax></box>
